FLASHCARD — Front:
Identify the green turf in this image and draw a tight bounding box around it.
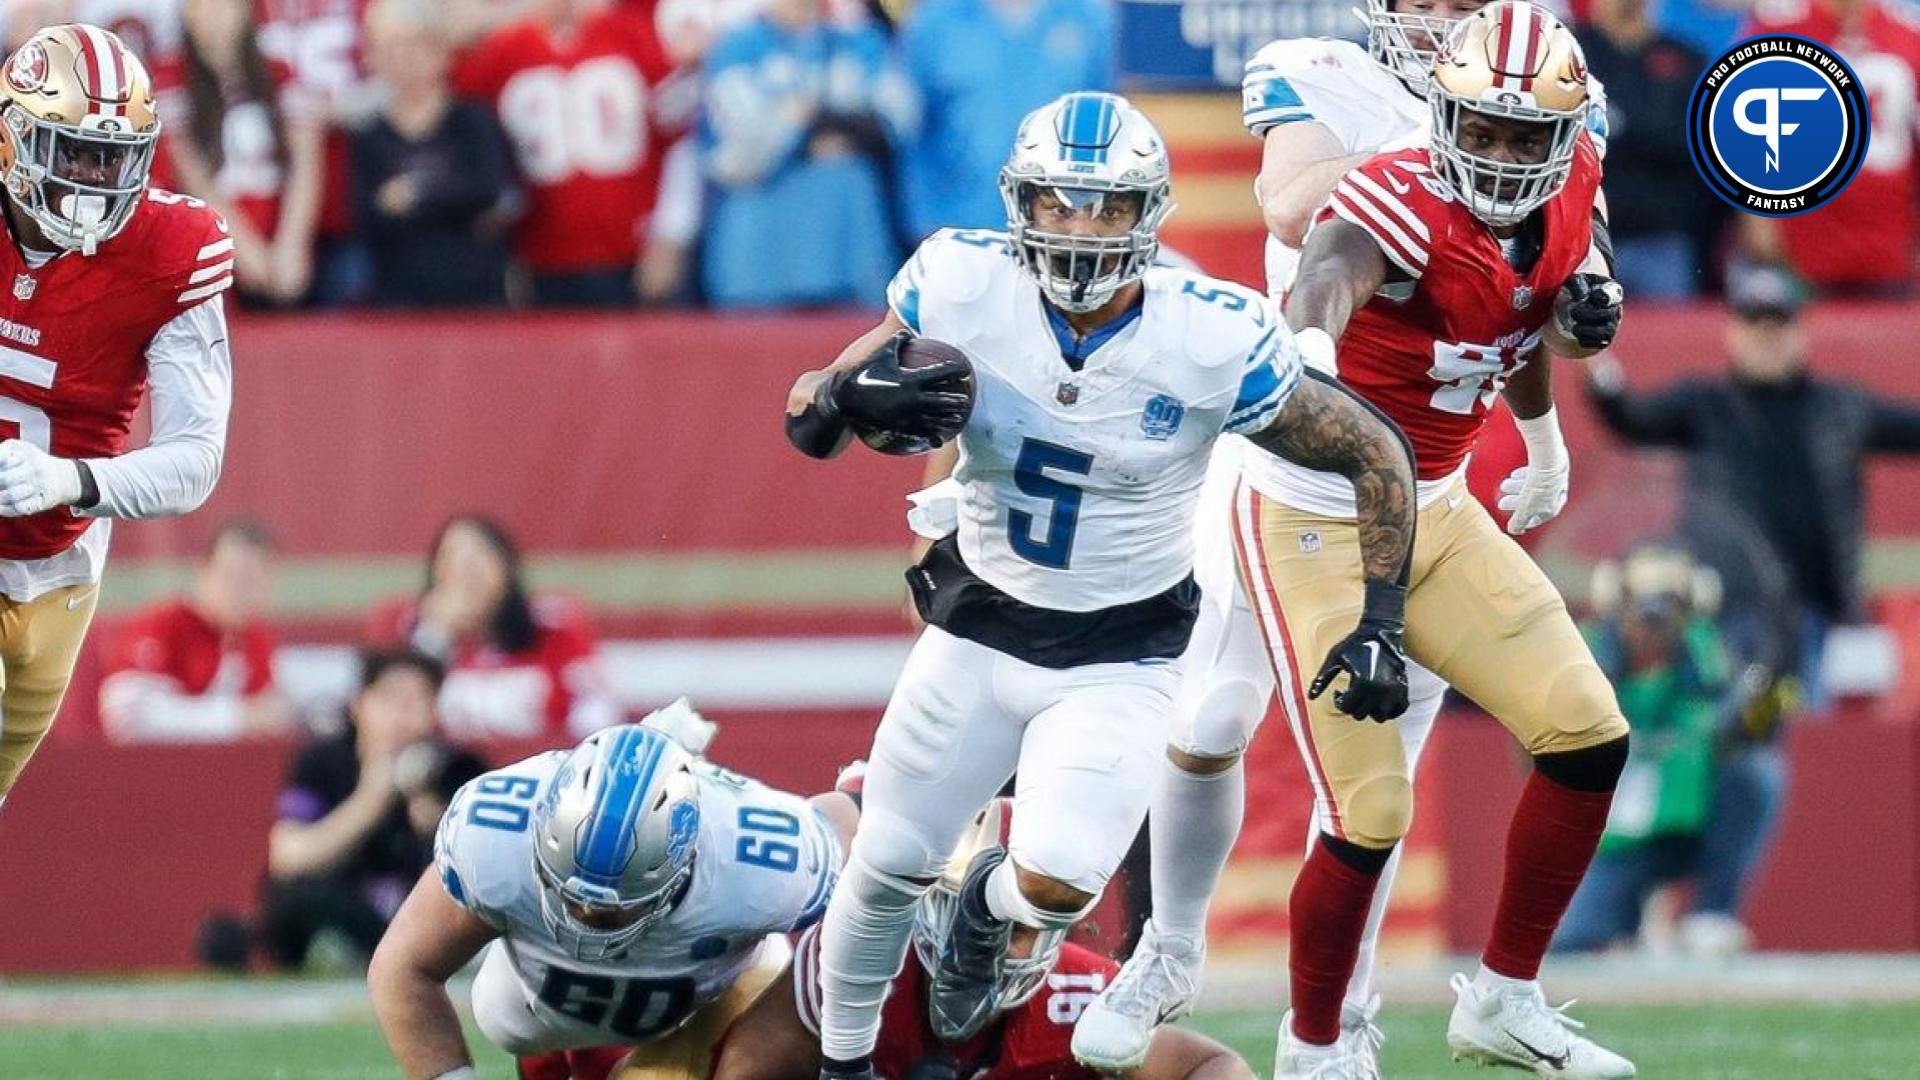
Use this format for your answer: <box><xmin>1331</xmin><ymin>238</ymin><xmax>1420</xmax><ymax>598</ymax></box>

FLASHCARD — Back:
<box><xmin>1</xmin><ymin>1003</ymin><xmax>1916</xmax><ymax>1079</ymax></box>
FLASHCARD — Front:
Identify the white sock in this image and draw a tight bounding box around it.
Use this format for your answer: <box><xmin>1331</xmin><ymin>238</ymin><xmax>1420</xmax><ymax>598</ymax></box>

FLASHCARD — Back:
<box><xmin>1149</xmin><ymin>757</ymin><xmax>1245</xmax><ymax>944</ymax></box>
<box><xmin>1472</xmin><ymin>964</ymin><xmax>1535</xmax><ymax>996</ymax></box>
<box><xmin>983</xmin><ymin>858</ymin><xmax>1086</xmax><ymax>931</ymax></box>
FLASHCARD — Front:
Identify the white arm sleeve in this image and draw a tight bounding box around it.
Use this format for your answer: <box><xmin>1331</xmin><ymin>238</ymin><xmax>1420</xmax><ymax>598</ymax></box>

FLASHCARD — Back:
<box><xmin>98</xmin><ymin>671</ymin><xmax>246</xmax><ymax>742</ymax></box>
<box><xmin>80</xmin><ymin>297</ymin><xmax>232</xmax><ymax>519</ymax></box>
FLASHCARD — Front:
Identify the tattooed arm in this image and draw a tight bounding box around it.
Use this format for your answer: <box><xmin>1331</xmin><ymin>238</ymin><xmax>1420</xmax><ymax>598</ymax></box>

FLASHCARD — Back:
<box><xmin>1246</xmin><ymin>370</ymin><xmax>1415</xmax><ymax>587</ymax></box>
<box><xmin>1243</xmin><ymin>369</ymin><xmax>1418</xmax><ymax>723</ymax></box>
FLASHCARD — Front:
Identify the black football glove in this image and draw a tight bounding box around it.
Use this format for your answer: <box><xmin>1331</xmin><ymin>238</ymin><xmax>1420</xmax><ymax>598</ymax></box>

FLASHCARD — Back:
<box><xmin>1553</xmin><ymin>272</ymin><xmax>1625</xmax><ymax>352</ymax></box>
<box><xmin>1308</xmin><ymin>582</ymin><xmax>1411</xmax><ymax>722</ymax></box>
<box><xmin>827</xmin><ymin>330</ymin><xmax>974</xmax><ymax>447</ymax></box>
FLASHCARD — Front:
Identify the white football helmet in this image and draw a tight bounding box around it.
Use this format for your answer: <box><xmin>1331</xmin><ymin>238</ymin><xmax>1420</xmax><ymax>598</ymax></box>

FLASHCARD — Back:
<box><xmin>998</xmin><ymin>91</ymin><xmax>1174</xmax><ymax>314</ymax></box>
<box><xmin>0</xmin><ymin>24</ymin><xmax>159</xmax><ymax>255</ymax></box>
<box><xmin>910</xmin><ymin>799</ymin><xmax>1065</xmax><ymax>1040</ymax></box>
<box><xmin>1428</xmin><ymin>1</ymin><xmax>1590</xmax><ymax>226</ymax></box>
<box><xmin>531</xmin><ymin>725</ymin><xmax>702</xmax><ymax>962</ymax></box>
<box><xmin>1359</xmin><ymin>0</ymin><xmax>1469</xmax><ymax>95</ymax></box>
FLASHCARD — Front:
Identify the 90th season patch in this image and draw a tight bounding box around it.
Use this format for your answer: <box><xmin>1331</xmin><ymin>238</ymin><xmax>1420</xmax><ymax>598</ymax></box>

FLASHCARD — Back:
<box><xmin>1686</xmin><ymin>34</ymin><xmax>1870</xmax><ymax>217</ymax></box>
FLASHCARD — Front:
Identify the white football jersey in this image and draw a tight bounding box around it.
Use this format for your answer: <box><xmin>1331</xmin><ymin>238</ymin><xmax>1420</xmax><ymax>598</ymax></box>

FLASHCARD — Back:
<box><xmin>886</xmin><ymin>229</ymin><xmax>1301</xmax><ymax>613</ymax></box>
<box><xmin>435</xmin><ymin>752</ymin><xmax>838</xmax><ymax>1042</ymax></box>
<box><xmin>1243</xmin><ymin>38</ymin><xmax>1428</xmax><ymax>292</ymax></box>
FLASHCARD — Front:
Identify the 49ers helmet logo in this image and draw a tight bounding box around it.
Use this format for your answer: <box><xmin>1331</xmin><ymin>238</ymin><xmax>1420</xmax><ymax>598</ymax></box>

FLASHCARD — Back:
<box><xmin>5</xmin><ymin>41</ymin><xmax>47</xmax><ymax>94</ymax></box>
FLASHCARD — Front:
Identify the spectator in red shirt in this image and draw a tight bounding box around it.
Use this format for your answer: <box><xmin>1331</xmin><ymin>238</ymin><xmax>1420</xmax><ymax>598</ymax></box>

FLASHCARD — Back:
<box><xmin>454</xmin><ymin>0</ymin><xmax>681</xmax><ymax>306</ymax></box>
<box><xmin>98</xmin><ymin>520</ymin><xmax>293</xmax><ymax>743</ymax></box>
<box><xmin>169</xmin><ymin>0</ymin><xmax>326</xmax><ymax>305</ymax></box>
<box><xmin>1741</xmin><ymin>0</ymin><xmax>1920</xmax><ymax>294</ymax></box>
<box><xmin>367</xmin><ymin>515</ymin><xmax>620</xmax><ymax>742</ymax></box>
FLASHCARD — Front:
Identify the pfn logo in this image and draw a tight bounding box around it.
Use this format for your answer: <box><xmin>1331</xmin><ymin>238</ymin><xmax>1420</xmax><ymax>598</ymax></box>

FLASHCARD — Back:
<box><xmin>1687</xmin><ymin>34</ymin><xmax>1870</xmax><ymax>217</ymax></box>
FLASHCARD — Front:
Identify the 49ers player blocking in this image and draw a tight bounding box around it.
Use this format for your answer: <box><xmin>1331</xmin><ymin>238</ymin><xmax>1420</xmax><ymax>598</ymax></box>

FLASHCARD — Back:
<box><xmin>1264</xmin><ymin>5</ymin><xmax>1632</xmax><ymax>1077</ymax></box>
<box><xmin>0</xmin><ymin>24</ymin><xmax>233</xmax><ymax>808</ymax></box>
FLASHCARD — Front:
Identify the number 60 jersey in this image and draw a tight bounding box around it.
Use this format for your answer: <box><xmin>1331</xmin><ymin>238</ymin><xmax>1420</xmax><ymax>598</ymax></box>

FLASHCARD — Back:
<box><xmin>435</xmin><ymin>751</ymin><xmax>840</xmax><ymax>1024</ymax></box>
<box><xmin>887</xmin><ymin>229</ymin><xmax>1301</xmax><ymax>614</ymax></box>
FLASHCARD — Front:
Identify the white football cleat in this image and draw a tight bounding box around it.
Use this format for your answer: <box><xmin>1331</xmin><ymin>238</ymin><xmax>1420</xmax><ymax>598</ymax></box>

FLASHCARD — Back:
<box><xmin>1342</xmin><ymin>995</ymin><xmax>1386</xmax><ymax>1080</ymax></box>
<box><xmin>1276</xmin><ymin>1012</ymin><xmax>1370</xmax><ymax>1080</ymax></box>
<box><xmin>1070</xmin><ymin>920</ymin><xmax>1203</xmax><ymax>1071</ymax></box>
<box><xmin>1446</xmin><ymin>971</ymin><xmax>1636</xmax><ymax>1078</ymax></box>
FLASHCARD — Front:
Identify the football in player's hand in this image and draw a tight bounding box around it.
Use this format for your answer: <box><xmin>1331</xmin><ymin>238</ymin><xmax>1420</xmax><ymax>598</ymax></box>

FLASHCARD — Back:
<box><xmin>849</xmin><ymin>335</ymin><xmax>976</xmax><ymax>456</ymax></box>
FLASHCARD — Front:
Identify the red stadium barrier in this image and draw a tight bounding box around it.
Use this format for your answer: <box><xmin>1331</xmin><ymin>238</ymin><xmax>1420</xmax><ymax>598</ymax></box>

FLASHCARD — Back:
<box><xmin>3</xmin><ymin>304</ymin><xmax>1917</xmax><ymax>972</ymax></box>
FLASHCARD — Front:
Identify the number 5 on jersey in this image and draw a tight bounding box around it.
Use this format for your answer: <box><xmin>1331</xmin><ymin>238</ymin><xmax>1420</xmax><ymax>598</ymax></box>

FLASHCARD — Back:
<box><xmin>1010</xmin><ymin>437</ymin><xmax>1094</xmax><ymax>569</ymax></box>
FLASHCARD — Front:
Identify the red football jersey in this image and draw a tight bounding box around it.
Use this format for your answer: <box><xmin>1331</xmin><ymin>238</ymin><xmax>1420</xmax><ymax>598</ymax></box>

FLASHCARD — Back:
<box><xmin>796</xmin><ymin>925</ymin><xmax>1118</xmax><ymax>1080</ymax></box>
<box><xmin>454</xmin><ymin>9</ymin><xmax>676</xmax><ymax>272</ymax></box>
<box><xmin>1746</xmin><ymin>2</ymin><xmax>1920</xmax><ymax>288</ymax></box>
<box><xmin>367</xmin><ymin>592</ymin><xmax>619</xmax><ymax>741</ymax></box>
<box><xmin>105</xmin><ymin>597</ymin><xmax>277</xmax><ymax>697</ymax></box>
<box><xmin>256</xmin><ymin>0</ymin><xmax>371</xmax><ymax>239</ymax></box>
<box><xmin>1315</xmin><ymin>141</ymin><xmax>1603</xmax><ymax>480</ymax></box>
<box><xmin>0</xmin><ymin>190</ymin><xmax>231</xmax><ymax>560</ymax></box>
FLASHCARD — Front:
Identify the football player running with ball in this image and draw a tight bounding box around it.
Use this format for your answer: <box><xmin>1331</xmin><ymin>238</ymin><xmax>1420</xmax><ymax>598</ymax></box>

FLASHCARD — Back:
<box><xmin>0</xmin><ymin>24</ymin><xmax>234</xmax><ymax>813</ymax></box>
<box><xmin>1080</xmin><ymin>0</ymin><xmax>1616</xmax><ymax>1075</ymax></box>
<box><xmin>368</xmin><ymin>704</ymin><xmax>856</xmax><ymax>1080</ymax></box>
<box><xmin>784</xmin><ymin>91</ymin><xmax>1419</xmax><ymax>1080</ymax></box>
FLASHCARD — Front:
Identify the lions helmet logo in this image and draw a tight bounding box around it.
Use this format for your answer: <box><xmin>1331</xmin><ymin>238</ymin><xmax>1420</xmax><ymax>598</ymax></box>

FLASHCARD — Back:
<box><xmin>6</xmin><ymin>42</ymin><xmax>46</xmax><ymax>94</ymax></box>
<box><xmin>664</xmin><ymin>800</ymin><xmax>699</xmax><ymax>864</ymax></box>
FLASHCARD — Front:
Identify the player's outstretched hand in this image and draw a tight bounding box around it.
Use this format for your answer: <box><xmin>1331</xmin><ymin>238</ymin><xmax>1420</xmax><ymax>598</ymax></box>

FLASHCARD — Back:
<box><xmin>829</xmin><ymin>331</ymin><xmax>973</xmax><ymax>442</ymax></box>
<box><xmin>1309</xmin><ymin>617</ymin><xmax>1410</xmax><ymax>722</ymax></box>
<box><xmin>1553</xmin><ymin>273</ymin><xmax>1625</xmax><ymax>352</ymax></box>
<box><xmin>0</xmin><ymin>439</ymin><xmax>82</xmax><ymax>517</ymax></box>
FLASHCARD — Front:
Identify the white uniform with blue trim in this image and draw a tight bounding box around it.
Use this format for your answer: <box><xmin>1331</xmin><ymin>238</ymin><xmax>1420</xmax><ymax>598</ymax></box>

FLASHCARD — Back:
<box><xmin>862</xmin><ymin>226</ymin><xmax>1300</xmax><ymax>897</ymax></box>
<box><xmin>888</xmin><ymin>228</ymin><xmax>1297</xmax><ymax>613</ymax></box>
<box><xmin>436</xmin><ymin>752</ymin><xmax>838</xmax><ymax>1053</ymax></box>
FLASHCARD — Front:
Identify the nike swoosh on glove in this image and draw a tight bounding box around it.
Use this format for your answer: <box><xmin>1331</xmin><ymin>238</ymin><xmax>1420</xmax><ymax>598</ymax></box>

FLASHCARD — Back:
<box><xmin>0</xmin><ymin>439</ymin><xmax>82</xmax><ymax>518</ymax></box>
<box><xmin>1552</xmin><ymin>273</ymin><xmax>1624</xmax><ymax>351</ymax></box>
<box><xmin>1498</xmin><ymin>462</ymin><xmax>1570</xmax><ymax>535</ymax></box>
<box><xmin>830</xmin><ymin>330</ymin><xmax>974</xmax><ymax>440</ymax></box>
<box><xmin>1309</xmin><ymin>619</ymin><xmax>1411</xmax><ymax>722</ymax></box>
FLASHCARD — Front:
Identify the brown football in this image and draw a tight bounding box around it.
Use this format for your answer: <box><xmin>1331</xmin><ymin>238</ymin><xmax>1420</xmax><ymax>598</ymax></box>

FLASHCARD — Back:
<box><xmin>898</xmin><ymin>335</ymin><xmax>969</xmax><ymax>370</ymax></box>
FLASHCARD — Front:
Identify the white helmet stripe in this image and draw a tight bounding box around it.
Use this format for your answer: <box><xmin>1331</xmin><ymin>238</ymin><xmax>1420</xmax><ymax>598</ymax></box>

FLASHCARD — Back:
<box><xmin>75</xmin><ymin>24</ymin><xmax>124</xmax><ymax>115</ymax></box>
<box><xmin>1497</xmin><ymin>3</ymin><xmax>1535</xmax><ymax>92</ymax></box>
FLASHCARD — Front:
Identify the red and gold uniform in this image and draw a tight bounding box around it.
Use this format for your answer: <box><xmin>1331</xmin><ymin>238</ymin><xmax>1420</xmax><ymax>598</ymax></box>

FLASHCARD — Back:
<box><xmin>0</xmin><ymin>25</ymin><xmax>234</xmax><ymax>800</ymax></box>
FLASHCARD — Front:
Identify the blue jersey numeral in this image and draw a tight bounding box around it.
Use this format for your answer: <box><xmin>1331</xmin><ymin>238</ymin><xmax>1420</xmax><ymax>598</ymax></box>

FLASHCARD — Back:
<box><xmin>466</xmin><ymin>774</ymin><xmax>539</xmax><ymax>833</ymax></box>
<box><xmin>1010</xmin><ymin>438</ymin><xmax>1094</xmax><ymax>569</ymax></box>
<box><xmin>736</xmin><ymin>806</ymin><xmax>801</xmax><ymax>873</ymax></box>
<box><xmin>1180</xmin><ymin>280</ymin><xmax>1266</xmax><ymax>324</ymax></box>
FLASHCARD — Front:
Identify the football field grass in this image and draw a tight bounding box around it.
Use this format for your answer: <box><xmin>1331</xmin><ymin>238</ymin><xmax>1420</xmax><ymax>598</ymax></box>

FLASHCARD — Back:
<box><xmin>2</xmin><ymin>997</ymin><xmax>1917</xmax><ymax>1079</ymax></box>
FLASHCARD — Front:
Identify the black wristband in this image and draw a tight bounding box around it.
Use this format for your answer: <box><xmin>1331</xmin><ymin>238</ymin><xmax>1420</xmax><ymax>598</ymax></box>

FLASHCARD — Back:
<box><xmin>785</xmin><ymin>379</ymin><xmax>853</xmax><ymax>459</ymax></box>
<box><xmin>1362</xmin><ymin>579</ymin><xmax>1407</xmax><ymax>628</ymax></box>
<box><xmin>74</xmin><ymin>460</ymin><xmax>99</xmax><ymax>510</ymax></box>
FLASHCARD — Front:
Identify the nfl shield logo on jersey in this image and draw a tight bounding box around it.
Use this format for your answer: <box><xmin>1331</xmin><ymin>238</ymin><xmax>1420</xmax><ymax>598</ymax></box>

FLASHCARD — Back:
<box><xmin>1056</xmin><ymin>381</ymin><xmax>1080</xmax><ymax>406</ymax></box>
<box><xmin>12</xmin><ymin>274</ymin><xmax>33</xmax><ymax>301</ymax></box>
<box><xmin>1511</xmin><ymin>284</ymin><xmax>1533</xmax><ymax>310</ymax></box>
<box><xmin>1140</xmin><ymin>394</ymin><xmax>1185</xmax><ymax>440</ymax></box>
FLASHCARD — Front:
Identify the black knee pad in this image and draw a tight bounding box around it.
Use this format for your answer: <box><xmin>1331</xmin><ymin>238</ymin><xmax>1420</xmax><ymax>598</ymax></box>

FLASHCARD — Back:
<box><xmin>1318</xmin><ymin>832</ymin><xmax>1395</xmax><ymax>876</ymax></box>
<box><xmin>1534</xmin><ymin>735</ymin><xmax>1630</xmax><ymax>793</ymax></box>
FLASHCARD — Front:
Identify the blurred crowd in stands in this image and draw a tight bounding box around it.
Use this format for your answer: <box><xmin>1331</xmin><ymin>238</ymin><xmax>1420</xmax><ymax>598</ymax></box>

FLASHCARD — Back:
<box><xmin>2</xmin><ymin>0</ymin><xmax>1912</xmax><ymax>311</ymax></box>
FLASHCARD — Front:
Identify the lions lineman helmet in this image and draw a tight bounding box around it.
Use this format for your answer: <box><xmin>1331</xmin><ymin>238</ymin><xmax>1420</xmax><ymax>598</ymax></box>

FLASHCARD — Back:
<box><xmin>0</xmin><ymin>24</ymin><xmax>159</xmax><ymax>255</ymax></box>
<box><xmin>531</xmin><ymin>725</ymin><xmax>702</xmax><ymax>962</ymax></box>
<box><xmin>999</xmin><ymin>92</ymin><xmax>1174</xmax><ymax>314</ymax></box>
<box><xmin>1360</xmin><ymin>0</ymin><xmax>1465</xmax><ymax>95</ymax></box>
<box><xmin>1428</xmin><ymin>1</ymin><xmax>1590</xmax><ymax>226</ymax></box>
<box><xmin>911</xmin><ymin>799</ymin><xmax>1065</xmax><ymax>1041</ymax></box>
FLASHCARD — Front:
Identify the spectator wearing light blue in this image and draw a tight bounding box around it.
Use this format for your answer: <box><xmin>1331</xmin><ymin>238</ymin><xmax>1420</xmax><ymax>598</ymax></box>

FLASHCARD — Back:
<box><xmin>899</xmin><ymin>0</ymin><xmax>1113</xmax><ymax>241</ymax></box>
<box><xmin>701</xmin><ymin>0</ymin><xmax>920</xmax><ymax>308</ymax></box>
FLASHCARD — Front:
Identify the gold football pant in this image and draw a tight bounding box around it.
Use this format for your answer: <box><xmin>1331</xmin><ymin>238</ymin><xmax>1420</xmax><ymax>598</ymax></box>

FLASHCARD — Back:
<box><xmin>0</xmin><ymin>582</ymin><xmax>99</xmax><ymax>799</ymax></box>
<box><xmin>610</xmin><ymin>946</ymin><xmax>789</xmax><ymax>1080</ymax></box>
<box><xmin>1232</xmin><ymin>477</ymin><xmax>1626</xmax><ymax>849</ymax></box>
